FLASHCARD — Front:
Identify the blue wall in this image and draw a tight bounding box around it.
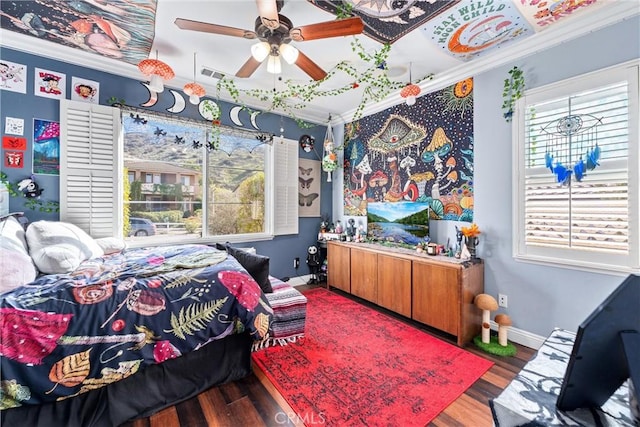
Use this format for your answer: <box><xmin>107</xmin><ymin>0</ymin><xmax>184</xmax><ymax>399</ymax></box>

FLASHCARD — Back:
<box><xmin>330</xmin><ymin>17</ymin><xmax>639</xmax><ymax>342</ymax></box>
<box><xmin>473</xmin><ymin>16</ymin><xmax>639</xmax><ymax>338</ymax></box>
<box><xmin>0</xmin><ymin>47</ymin><xmax>330</xmax><ymax>279</ymax></box>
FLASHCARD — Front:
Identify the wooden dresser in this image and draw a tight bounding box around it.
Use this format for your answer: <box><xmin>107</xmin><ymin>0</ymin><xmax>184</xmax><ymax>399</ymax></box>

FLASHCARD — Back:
<box><xmin>327</xmin><ymin>241</ymin><xmax>484</xmax><ymax>346</ymax></box>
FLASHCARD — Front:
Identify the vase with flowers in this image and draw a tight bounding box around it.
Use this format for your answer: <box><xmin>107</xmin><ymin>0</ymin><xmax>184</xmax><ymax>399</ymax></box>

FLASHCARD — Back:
<box><xmin>461</xmin><ymin>223</ymin><xmax>481</xmax><ymax>259</ymax></box>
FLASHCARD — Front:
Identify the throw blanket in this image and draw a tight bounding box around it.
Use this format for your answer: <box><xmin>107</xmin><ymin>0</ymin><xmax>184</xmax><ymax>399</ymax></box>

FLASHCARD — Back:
<box><xmin>0</xmin><ymin>244</ymin><xmax>273</xmax><ymax>409</ymax></box>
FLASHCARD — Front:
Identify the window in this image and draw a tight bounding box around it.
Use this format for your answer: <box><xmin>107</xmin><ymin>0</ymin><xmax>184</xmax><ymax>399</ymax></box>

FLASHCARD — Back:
<box><xmin>513</xmin><ymin>61</ymin><xmax>639</xmax><ymax>274</ymax></box>
<box><xmin>60</xmin><ymin>101</ymin><xmax>298</xmax><ymax>244</ymax></box>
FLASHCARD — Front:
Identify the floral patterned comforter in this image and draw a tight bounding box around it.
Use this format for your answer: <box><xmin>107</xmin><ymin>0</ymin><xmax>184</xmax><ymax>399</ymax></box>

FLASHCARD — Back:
<box><xmin>0</xmin><ymin>244</ymin><xmax>273</xmax><ymax>409</ymax></box>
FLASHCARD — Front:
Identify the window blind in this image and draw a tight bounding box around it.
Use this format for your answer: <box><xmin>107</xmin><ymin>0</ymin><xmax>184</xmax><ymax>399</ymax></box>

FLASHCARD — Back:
<box><xmin>60</xmin><ymin>100</ymin><xmax>122</xmax><ymax>238</ymax></box>
<box><xmin>523</xmin><ymin>82</ymin><xmax>629</xmax><ymax>254</ymax></box>
<box><xmin>514</xmin><ymin>61</ymin><xmax>639</xmax><ymax>273</ymax></box>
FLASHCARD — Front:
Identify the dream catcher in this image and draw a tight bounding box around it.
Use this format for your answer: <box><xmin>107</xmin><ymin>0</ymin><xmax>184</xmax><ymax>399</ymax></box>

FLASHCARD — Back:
<box><xmin>542</xmin><ymin>113</ymin><xmax>602</xmax><ymax>185</ymax></box>
<box><xmin>322</xmin><ymin>121</ymin><xmax>338</xmax><ymax>182</ymax></box>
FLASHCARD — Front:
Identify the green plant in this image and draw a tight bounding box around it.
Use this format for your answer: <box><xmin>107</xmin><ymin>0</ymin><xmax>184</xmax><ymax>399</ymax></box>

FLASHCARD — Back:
<box><xmin>335</xmin><ymin>1</ymin><xmax>354</xmax><ymax>19</ymax></box>
<box><xmin>213</xmin><ymin>37</ymin><xmax>434</xmax><ymax>127</ymax></box>
<box><xmin>200</xmin><ymin>99</ymin><xmax>222</xmax><ymax>148</ymax></box>
<box><xmin>1</xmin><ymin>172</ymin><xmax>18</xmax><ymax>197</ymax></box>
<box><xmin>107</xmin><ymin>96</ymin><xmax>126</xmax><ymax>106</ymax></box>
<box><xmin>502</xmin><ymin>66</ymin><xmax>525</xmax><ymax>122</ymax></box>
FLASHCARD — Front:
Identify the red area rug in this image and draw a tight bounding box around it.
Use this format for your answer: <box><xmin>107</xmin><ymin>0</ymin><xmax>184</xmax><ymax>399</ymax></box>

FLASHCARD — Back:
<box><xmin>252</xmin><ymin>288</ymin><xmax>493</xmax><ymax>426</ymax></box>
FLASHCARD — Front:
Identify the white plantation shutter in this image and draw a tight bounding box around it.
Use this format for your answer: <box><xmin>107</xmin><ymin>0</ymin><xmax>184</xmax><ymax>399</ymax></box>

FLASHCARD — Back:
<box><xmin>514</xmin><ymin>62</ymin><xmax>639</xmax><ymax>273</ymax></box>
<box><xmin>272</xmin><ymin>138</ymin><xmax>298</xmax><ymax>235</ymax></box>
<box><xmin>60</xmin><ymin>100</ymin><xmax>122</xmax><ymax>238</ymax></box>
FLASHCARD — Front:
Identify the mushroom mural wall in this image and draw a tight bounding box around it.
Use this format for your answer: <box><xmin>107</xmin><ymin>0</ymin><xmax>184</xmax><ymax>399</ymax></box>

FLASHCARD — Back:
<box><xmin>343</xmin><ymin>79</ymin><xmax>475</xmax><ymax>222</ymax></box>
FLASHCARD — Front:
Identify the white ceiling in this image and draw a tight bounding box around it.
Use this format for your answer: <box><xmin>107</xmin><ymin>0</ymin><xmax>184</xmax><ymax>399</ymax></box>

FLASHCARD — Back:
<box><xmin>2</xmin><ymin>0</ymin><xmax>638</xmax><ymax>124</ymax></box>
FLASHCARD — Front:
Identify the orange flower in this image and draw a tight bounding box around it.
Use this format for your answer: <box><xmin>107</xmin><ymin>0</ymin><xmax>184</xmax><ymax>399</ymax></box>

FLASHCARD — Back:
<box><xmin>329</xmin><ymin>152</ymin><xmax>337</xmax><ymax>161</ymax></box>
<box><xmin>461</xmin><ymin>223</ymin><xmax>481</xmax><ymax>238</ymax></box>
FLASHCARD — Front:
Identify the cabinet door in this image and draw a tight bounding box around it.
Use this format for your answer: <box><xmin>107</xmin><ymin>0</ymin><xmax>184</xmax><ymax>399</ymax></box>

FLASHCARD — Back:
<box><xmin>377</xmin><ymin>254</ymin><xmax>412</xmax><ymax>317</ymax></box>
<box><xmin>327</xmin><ymin>243</ymin><xmax>351</xmax><ymax>292</ymax></box>
<box><xmin>412</xmin><ymin>262</ymin><xmax>459</xmax><ymax>336</ymax></box>
<box><xmin>350</xmin><ymin>248</ymin><xmax>377</xmax><ymax>303</ymax></box>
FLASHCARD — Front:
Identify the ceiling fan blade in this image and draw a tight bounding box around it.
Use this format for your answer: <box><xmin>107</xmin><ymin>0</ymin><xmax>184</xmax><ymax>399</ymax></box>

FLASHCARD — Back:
<box><xmin>236</xmin><ymin>57</ymin><xmax>262</xmax><ymax>78</ymax></box>
<box><xmin>290</xmin><ymin>16</ymin><xmax>364</xmax><ymax>42</ymax></box>
<box><xmin>175</xmin><ymin>18</ymin><xmax>257</xmax><ymax>39</ymax></box>
<box><xmin>295</xmin><ymin>50</ymin><xmax>327</xmax><ymax>81</ymax></box>
<box><xmin>256</xmin><ymin>0</ymin><xmax>280</xmax><ymax>30</ymax></box>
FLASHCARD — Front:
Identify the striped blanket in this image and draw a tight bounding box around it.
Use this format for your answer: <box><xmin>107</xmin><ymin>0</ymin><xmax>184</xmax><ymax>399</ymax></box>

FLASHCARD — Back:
<box><xmin>254</xmin><ymin>277</ymin><xmax>307</xmax><ymax>349</ymax></box>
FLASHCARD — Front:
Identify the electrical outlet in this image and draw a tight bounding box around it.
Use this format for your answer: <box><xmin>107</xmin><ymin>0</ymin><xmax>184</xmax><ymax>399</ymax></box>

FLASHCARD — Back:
<box><xmin>294</xmin><ymin>257</ymin><xmax>300</xmax><ymax>269</ymax></box>
<box><xmin>498</xmin><ymin>294</ymin><xmax>508</xmax><ymax>308</ymax></box>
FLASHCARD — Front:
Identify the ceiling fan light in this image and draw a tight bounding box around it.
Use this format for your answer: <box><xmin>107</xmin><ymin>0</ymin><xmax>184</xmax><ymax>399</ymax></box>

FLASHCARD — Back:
<box><xmin>251</xmin><ymin>42</ymin><xmax>271</xmax><ymax>62</ymax></box>
<box><xmin>279</xmin><ymin>43</ymin><xmax>299</xmax><ymax>65</ymax></box>
<box><xmin>267</xmin><ymin>55</ymin><xmax>282</xmax><ymax>74</ymax></box>
<box><xmin>148</xmin><ymin>74</ymin><xmax>165</xmax><ymax>93</ymax></box>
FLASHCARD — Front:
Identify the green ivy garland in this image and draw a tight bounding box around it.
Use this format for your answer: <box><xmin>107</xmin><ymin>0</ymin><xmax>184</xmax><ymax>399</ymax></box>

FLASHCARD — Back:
<box><xmin>502</xmin><ymin>66</ymin><xmax>525</xmax><ymax>122</ymax></box>
<box><xmin>214</xmin><ymin>37</ymin><xmax>434</xmax><ymax>128</ymax></box>
<box><xmin>0</xmin><ymin>172</ymin><xmax>59</xmax><ymax>213</ymax></box>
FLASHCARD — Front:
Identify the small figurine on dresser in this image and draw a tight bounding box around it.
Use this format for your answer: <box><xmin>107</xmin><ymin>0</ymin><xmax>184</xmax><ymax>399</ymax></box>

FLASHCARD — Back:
<box><xmin>455</xmin><ymin>226</ymin><xmax>463</xmax><ymax>258</ymax></box>
<box><xmin>306</xmin><ymin>245</ymin><xmax>321</xmax><ymax>284</ymax></box>
<box><xmin>345</xmin><ymin>218</ymin><xmax>356</xmax><ymax>241</ymax></box>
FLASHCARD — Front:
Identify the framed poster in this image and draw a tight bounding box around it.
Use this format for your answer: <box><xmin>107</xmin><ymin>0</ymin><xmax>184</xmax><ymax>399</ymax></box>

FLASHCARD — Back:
<box><xmin>298</xmin><ymin>158</ymin><xmax>321</xmax><ymax>217</ymax></box>
<box><xmin>34</xmin><ymin>68</ymin><xmax>66</xmax><ymax>99</ymax></box>
<box><xmin>33</xmin><ymin>119</ymin><xmax>60</xmax><ymax>175</ymax></box>
<box><xmin>71</xmin><ymin>76</ymin><xmax>99</xmax><ymax>103</ymax></box>
<box><xmin>0</xmin><ymin>60</ymin><xmax>27</xmax><ymax>93</ymax></box>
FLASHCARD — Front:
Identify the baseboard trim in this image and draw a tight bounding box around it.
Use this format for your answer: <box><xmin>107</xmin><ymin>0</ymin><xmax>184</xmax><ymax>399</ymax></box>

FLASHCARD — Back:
<box><xmin>490</xmin><ymin>321</ymin><xmax>546</xmax><ymax>350</ymax></box>
<box><xmin>288</xmin><ymin>275</ymin><xmax>314</xmax><ymax>287</ymax></box>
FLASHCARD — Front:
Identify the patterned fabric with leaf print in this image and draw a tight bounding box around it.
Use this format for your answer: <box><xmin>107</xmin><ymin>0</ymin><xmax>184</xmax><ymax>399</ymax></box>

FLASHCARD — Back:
<box><xmin>0</xmin><ymin>244</ymin><xmax>273</xmax><ymax>409</ymax></box>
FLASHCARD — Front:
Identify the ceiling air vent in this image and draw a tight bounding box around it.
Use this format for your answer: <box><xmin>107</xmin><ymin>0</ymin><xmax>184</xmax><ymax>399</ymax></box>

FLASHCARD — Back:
<box><xmin>201</xmin><ymin>67</ymin><xmax>225</xmax><ymax>80</ymax></box>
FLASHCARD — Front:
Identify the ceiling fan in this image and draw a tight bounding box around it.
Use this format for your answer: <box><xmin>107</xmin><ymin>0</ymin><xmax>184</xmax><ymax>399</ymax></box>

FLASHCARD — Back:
<box><xmin>174</xmin><ymin>0</ymin><xmax>364</xmax><ymax>81</ymax></box>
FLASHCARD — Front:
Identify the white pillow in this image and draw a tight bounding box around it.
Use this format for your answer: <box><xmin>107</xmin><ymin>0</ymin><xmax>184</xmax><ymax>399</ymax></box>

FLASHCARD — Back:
<box><xmin>0</xmin><ymin>216</ymin><xmax>37</xmax><ymax>292</ymax></box>
<box><xmin>94</xmin><ymin>237</ymin><xmax>127</xmax><ymax>255</ymax></box>
<box><xmin>26</xmin><ymin>221</ymin><xmax>104</xmax><ymax>274</ymax></box>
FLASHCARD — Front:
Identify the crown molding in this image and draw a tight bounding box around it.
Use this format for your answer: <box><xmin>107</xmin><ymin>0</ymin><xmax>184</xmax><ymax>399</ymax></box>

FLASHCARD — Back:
<box><xmin>0</xmin><ymin>29</ymin><xmax>327</xmax><ymax>125</ymax></box>
<box><xmin>334</xmin><ymin>1</ymin><xmax>640</xmax><ymax>125</ymax></box>
<box><xmin>2</xmin><ymin>0</ymin><xmax>637</xmax><ymax>127</ymax></box>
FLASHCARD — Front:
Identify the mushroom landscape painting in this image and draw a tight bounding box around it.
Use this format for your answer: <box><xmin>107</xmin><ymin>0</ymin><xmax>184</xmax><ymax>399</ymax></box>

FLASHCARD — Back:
<box><xmin>343</xmin><ymin>79</ymin><xmax>474</xmax><ymax>222</ymax></box>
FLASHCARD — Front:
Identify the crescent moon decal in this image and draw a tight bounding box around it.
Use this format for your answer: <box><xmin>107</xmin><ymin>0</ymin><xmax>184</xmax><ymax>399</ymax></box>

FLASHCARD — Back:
<box><xmin>166</xmin><ymin>90</ymin><xmax>186</xmax><ymax>113</ymax></box>
<box><xmin>198</xmin><ymin>99</ymin><xmax>219</xmax><ymax>120</ymax></box>
<box><xmin>140</xmin><ymin>82</ymin><xmax>158</xmax><ymax>107</ymax></box>
<box><xmin>230</xmin><ymin>106</ymin><xmax>244</xmax><ymax>127</ymax></box>
<box><xmin>250</xmin><ymin>111</ymin><xmax>261</xmax><ymax>130</ymax></box>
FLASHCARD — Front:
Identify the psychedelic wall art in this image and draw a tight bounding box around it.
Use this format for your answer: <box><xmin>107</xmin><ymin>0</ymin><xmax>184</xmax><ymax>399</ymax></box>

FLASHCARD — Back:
<box><xmin>0</xmin><ymin>1</ymin><xmax>157</xmax><ymax>65</ymax></box>
<box><xmin>343</xmin><ymin>79</ymin><xmax>475</xmax><ymax>222</ymax></box>
<box><xmin>33</xmin><ymin>119</ymin><xmax>60</xmax><ymax>175</ymax></box>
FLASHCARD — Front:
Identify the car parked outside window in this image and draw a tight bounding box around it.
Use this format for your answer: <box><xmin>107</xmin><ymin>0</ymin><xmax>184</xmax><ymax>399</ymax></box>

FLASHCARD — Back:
<box><xmin>129</xmin><ymin>217</ymin><xmax>157</xmax><ymax>236</ymax></box>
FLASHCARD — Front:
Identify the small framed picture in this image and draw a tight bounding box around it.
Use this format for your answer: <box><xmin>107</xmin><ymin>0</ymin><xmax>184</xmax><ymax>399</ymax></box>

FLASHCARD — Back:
<box><xmin>71</xmin><ymin>77</ymin><xmax>99</xmax><ymax>103</ymax></box>
<box><xmin>35</xmin><ymin>68</ymin><xmax>66</xmax><ymax>99</ymax></box>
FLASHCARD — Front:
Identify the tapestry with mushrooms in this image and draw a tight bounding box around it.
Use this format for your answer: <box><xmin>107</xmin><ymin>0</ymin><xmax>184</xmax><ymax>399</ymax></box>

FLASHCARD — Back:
<box><xmin>343</xmin><ymin>78</ymin><xmax>474</xmax><ymax>221</ymax></box>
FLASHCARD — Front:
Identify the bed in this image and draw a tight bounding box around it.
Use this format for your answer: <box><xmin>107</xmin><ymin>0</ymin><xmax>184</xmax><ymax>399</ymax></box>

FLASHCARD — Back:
<box><xmin>0</xmin><ymin>216</ymin><xmax>274</xmax><ymax>426</ymax></box>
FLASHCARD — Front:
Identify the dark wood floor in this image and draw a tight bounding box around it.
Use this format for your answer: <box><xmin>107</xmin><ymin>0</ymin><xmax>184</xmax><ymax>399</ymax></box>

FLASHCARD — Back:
<box><xmin>122</xmin><ymin>284</ymin><xmax>536</xmax><ymax>427</ymax></box>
